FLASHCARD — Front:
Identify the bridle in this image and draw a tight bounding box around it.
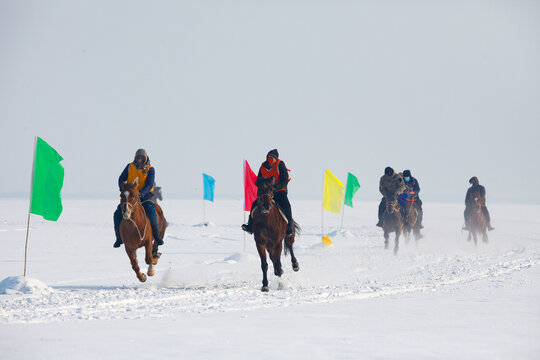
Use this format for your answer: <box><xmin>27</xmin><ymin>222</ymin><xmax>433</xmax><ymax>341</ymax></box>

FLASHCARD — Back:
<box><xmin>257</xmin><ymin>188</ymin><xmax>275</xmax><ymax>215</ymax></box>
<box><xmin>121</xmin><ymin>192</ymin><xmax>148</xmax><ymax>242</ymax></box>
<box><xmin>386</xmin><ymin>199</ymin><xmax>398</xmax><ymax>214</ymax></box>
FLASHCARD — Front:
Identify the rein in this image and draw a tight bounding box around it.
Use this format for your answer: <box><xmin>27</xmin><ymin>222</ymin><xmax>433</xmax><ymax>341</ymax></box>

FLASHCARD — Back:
<box><xmin>121</xmin><ymin>199</ymin><xmax>148</xmax><ymax>242</ymax></box>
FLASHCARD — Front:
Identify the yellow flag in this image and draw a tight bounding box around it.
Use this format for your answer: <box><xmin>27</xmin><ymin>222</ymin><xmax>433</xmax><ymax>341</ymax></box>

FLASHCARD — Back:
<box><xmin>323</xmin><ymin>169</ymin><xmax>345</xmax><ymax>214</ymax></box>
<box><xmin>322</xmin><ymin>235</ymin><xmax>333</xmax><ymax>245</ymax></box>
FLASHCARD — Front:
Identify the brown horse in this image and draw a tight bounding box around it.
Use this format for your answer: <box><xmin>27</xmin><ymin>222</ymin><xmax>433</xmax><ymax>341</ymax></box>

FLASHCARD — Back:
<box><xmin>252</xmin><ymin>179</ymin><xmax>299</xmax><ymax>292</ymax></box>
<box><xmin>402</xmin><ymin>193</ymin><xmax>422</xmax><ymax>241</ymax></box>
<box><xmin>465</xmin><ymin>195</ymin><xmax>488</xmax><ymax>245</ymax></box>
<box><xmin>382</xmin><ymin>199</ymin><xmax>403</xmax><ymax>255</ymax></box>
<box><xmin>119</xmin><ymin>181</ymin><xmax>167</xmax><ymax>282</ymax></box>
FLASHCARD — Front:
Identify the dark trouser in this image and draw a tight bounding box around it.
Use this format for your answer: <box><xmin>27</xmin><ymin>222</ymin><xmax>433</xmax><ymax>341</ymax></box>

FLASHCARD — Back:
<box><xmin>464</xmin><ymin>206</ymin><xmax>491</xmax><ymax>224</ymax></box>
<box><xmin>114</xmin><ymin>201</ymin><xmax>161</xmax><ymax>242</ymax></box>
<box><xmin>414</xmin><ymin>198</ymin><xmax>423</xmax><ymax>226</ymax></box>
<box><xmin>248</xmin><ymin>191</ymin><xmax>293</xmax><ymax>226</ymax></box>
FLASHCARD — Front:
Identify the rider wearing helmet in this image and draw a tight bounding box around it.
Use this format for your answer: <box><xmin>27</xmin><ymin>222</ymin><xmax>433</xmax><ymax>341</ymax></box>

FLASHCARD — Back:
<box><xmin>463</xmin><ymin>176</ymin><xmax>494</xmax><ymax>231</ymax></box>
<box><xmin>242</xmin><ymin>149</ymin><xmax>294</xmax><ymax>236</ymax></box>
<box><xmin>400</xmin><ymin>169</ymin><xmax>424</xmax><ymax>229</ymax></box>
<box><xmin>376</xmin><ymin>166</ymin><xmax>407</xmax><ymax>227</ymax></box>
<box><xmin>113</xmin><ymin>149</ymin><xmax>164</xmax><ymax>248</ymax></box>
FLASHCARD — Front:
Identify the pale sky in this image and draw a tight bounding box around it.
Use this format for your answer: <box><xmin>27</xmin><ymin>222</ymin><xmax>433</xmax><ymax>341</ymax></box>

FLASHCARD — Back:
<box><xmin>1</xmin><ymin>1</ymin><xmax>539</xmax><ymax>203</ymax></box>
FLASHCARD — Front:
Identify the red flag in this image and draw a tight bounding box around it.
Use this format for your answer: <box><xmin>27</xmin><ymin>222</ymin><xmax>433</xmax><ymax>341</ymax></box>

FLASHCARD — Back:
<box><xmin>243</xmin><ymin>160</ymin><xmax>258</xmax><ymax>211</ymax></box>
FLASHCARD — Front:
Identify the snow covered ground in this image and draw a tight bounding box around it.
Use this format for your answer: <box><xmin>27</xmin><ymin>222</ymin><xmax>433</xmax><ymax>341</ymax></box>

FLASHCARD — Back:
<box><xmin>1</xmin><ymin>199</ymin><xmax>539</xmax><ymax>359</ymax></box>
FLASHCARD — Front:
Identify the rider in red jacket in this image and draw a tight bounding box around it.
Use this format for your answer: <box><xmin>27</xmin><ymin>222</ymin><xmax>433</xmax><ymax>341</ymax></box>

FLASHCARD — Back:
<box><xmin>242</xmin><ymin>149</ymin><xmax>294</xmax><ymax>236</ymax></box>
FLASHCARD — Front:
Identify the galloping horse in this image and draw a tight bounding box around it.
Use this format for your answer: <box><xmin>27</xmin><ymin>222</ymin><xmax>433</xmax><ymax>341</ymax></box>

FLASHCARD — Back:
<box><xmin>119</xmin><ymin>181</ymin><xmax>167</xmax><ymax>282</ymax></box>
<box><xmin>466</xmin><ymin>194</ymin><xmax>488</xmax><ymax>245</ymax></box>
<box><xmin>252</xmin><ymin>179</ymin><xmax>299</xmax><ymax>292</ymax></box>
<box><xmin>402</xmin><ymin>192</ymin><xmax>421</xmax><ymax>241</ymax></box>
<box><xmin>382</xmin><ymin>199</ymin><xmax>403</xmax><ymax>255</ymax></box>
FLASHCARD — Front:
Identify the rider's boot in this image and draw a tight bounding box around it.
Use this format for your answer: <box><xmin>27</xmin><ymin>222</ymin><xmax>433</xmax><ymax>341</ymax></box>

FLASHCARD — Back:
<box><xmin>487</xmin><ymin>222</ymin><xmax>495</xmax><ymax>231</ymax></box>
<box><xmin>376</xmin><ymin>218</ymin><xmax>383</xmax><ymax>227</ymax></box>
<box><xmin>113</xmin><ymin>227</ymin><xmax>123</xmax><ymax>248</ymax></box>
<box><xmin>242</xmin><ymin>214</ymin><xmax>253</xmax><ymax>234</ymax></box>
<box><xmin>152</xmin><ymin>225</ymin><xmax>164</xmax><ymax>246</ymax></box>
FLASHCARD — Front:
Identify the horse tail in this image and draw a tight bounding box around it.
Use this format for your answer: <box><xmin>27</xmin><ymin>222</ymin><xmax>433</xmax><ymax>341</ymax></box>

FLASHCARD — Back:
<box><xmin>284</xmin><ymin>220</ymin><xmax>300</xmax><ymax>256</ymax></box>
<box><xmin>292</xmin><ymin>220</ymin><xmax>301</xmax><ymax>235</ymax></box>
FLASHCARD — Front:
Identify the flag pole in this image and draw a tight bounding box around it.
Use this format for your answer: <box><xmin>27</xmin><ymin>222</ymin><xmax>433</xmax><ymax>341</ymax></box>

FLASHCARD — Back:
<box><xmin>321</xmin><ymin>169</ymin><xmax>324</xmax><ymax>239</ymax></box>
<box><xmin>24</xmin><ymin>136</ymin><xmax>37</xmax><ymax>277</ymax></box>
<box><xmin>242</xmin><ymin>160</ymin><xmax>246</xmax><ymax>252</ymax></box>
<box><xmin>340</xmin><ymin>201</ymin><xmax>345</xmax><ymax>231</ymax></box>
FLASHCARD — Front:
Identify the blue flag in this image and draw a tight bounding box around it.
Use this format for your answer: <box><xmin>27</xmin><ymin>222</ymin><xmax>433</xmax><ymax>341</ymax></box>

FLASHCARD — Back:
<box><xmin>203</xmin><ymin>173</ymin><xmax>215</xmax><ymax>202</ymax></box>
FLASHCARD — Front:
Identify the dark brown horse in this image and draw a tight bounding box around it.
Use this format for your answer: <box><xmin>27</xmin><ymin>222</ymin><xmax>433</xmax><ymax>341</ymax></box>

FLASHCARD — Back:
<box><xmin>466</xmin><ymin>195</ymin><xmax>488</xmax><ymax>245</ymax></box>
<box><xmin>402</xmin><ymin>193</ymin><xmax>422</xmax><ymax>241</ymax></box>
<box><xmin>382</xmin><ymin>199</ymin><xmax>403</xmax><ymax>255</ymax></box>
<box><xmin>252</xmin><ymin>179</ymin><xmax>299</xmax><ymax>292</ymax></box>
<box><xmin>119</xmin><ymin>181</ymin><xmax>167</xmax><ymax>282</ymax></box>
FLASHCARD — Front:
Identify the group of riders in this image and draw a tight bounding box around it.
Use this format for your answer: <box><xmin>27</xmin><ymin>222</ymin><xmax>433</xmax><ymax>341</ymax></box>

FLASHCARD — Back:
<box><xmin>112</xmin><ymin>149</ymin><xmax>494</xmax><ymax>248</ymax></box>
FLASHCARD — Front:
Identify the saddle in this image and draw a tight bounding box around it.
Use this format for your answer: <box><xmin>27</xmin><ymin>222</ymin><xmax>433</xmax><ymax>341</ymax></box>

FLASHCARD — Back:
<box><xmin>251</xmin><ymin>201</ymin><xmax>289</xmax><ymax>224</ymax></box>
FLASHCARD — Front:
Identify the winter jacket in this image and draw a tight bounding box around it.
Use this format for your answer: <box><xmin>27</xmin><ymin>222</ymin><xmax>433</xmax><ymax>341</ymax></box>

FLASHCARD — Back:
<box><xmin>118</xmin><ymin>163</ymin><xmax>155</xmax><ymax>202</ymax></box>
<box><xmin>404</xmin><ymin>177</ymin><xmax>421</xmax><ymax>200</ymax></box>
<box><xmin>465</xmin><ymin>184</ymin><xmax>486</xmax><ymax>207</ymax></box>
<box><xmin>256</xmin><ymin>159</ymin><xmax>289</xmax><ymax>192</ymax></box>
<box><xmin>379</xmin><ymin>172</ymin><xmax>407</xmax><ymax>200</ymax></box>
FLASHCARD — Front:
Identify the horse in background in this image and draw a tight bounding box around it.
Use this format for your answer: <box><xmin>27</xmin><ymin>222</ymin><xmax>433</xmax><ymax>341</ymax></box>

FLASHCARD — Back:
<box><xmin>252</xmin><ymin>178</ymin><xmax>300</xmax><ymax>292</ymax></box>
<box><xmin>402</xmin><ymin>192</ymin><xmax>422</xmax><ymax>241</ymax></box>
<box><xmin>465</xmin><ymin>194</ymin><xmax>488</xmax><ymax>246</ymax></box>
<box><xmin>119</xmin><ymin>181</ymin><xmax>167</xmax><ymax>282</ymax></box>
<box><xmin>382</xmin><ymin>198</ymin><xmax>403</xmax><ymax>255</ymax></box>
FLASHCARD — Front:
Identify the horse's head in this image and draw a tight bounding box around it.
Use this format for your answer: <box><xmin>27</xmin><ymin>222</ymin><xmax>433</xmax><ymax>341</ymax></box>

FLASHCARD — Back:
<box><xmin>385</xmin><ymin>199</ymin><xmax>399</xmax><ymax>214</ymax></box>
<box><xmin>120</xmin><ymin>180</ymin><xmax>140</xmax><ymax>219</ymax></box>
<box><xmin>257</xmin><ymin>178</ymin><xmax>275</xmax><ymax>215</ymax></box>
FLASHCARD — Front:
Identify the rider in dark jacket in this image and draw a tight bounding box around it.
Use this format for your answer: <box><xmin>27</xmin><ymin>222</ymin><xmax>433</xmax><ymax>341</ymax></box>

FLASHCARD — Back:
<box><xmin>113</xmin><ymin>149</ymin><xmax>164</xmax><ymax>248</ymax></box>
<box><xmin>242</xmin><ymin>149</ymin><xmax>294</xmax><ymax>236</ymax></box>
<box><xmin>376</xmin><ymin>167</ymin><xmax>407</xmax><ymax>227</ymax></box>
<box><xmin>401</xmin><ymin>169</ymin><xmax>424</xmax><ymax>229</ymax></box>
<box><xmin>463</xmin><ymin>176</ymin><xmax>494</xmax><ymax>231</ymax></box>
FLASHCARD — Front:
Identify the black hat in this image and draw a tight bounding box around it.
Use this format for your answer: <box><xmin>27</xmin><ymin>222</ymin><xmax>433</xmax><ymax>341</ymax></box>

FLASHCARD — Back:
<box><xmin>384</xmin><ymin>167</ymin><xmax>394</xmax><ymax>176</ymax></box>
<box><xmin>403</xmin><ymin>170</ymin><xmax>411</xmax><ymax>177</ymax></box>
<box><xmin>267</xmin><ymin>149</ymin><xmax>279</xmax><ymax>159</ymax></box>
<box><xmin>469</xmin><ymin>176</ymin><xmax>479</xmax><ymax>184</ymax></box>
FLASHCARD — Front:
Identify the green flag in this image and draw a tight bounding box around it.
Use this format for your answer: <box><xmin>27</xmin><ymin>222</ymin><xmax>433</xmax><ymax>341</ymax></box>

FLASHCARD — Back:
<box><xmin>343</xmin><ymin>172</ymin><xmax>360</xmax><ymax>207</ymax></box>
<box><xmin>30</xmin><ymin>137</ymin><xmax>64</xmax><ymax>221</ymax></box>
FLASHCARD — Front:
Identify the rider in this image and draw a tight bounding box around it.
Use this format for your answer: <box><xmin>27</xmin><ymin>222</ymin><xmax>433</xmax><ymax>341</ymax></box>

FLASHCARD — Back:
<box><xmin>376</xmin><ymin>166</ymin><xmax>407</xmax><ymax>227</ymax></box>
<box><xmin>463</xmin><ymin>176</ymin><xmax>495</xmax><ymax>231</ymax></box>
<box><xmin>400</xmin><ymin>169</ymin><xmax>424</xmax><ymax>229</ymax></box>
<box><xmin>242</xmin><ymin>149</ymin><xmax>294</xmax><ymax>236</ymax></box>
<box><xmin>113</xmin><ymin>149</ymin><xmax>164</xmax><ymax>248</ymax></box>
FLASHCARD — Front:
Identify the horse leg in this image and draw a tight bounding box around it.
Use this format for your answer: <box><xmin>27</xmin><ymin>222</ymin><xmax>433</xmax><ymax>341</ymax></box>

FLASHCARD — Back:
<box><xmin>472</xmin><ymin>231</ymin><xmax>478</xmax><ymax>246</ymax></box>
<box><xmin>384</xmin><ymin>232</ymin><xmax>389</xmax><ymax>249</ymax></box>
<box><xmin>286</xmin><ymin>242</ymin><xmax>299</xmax><ymax>272</ymax></box>
<box><xmin>482</xmin><ymin>229</ymin><xmax>488</xmax><ymax>243</ymax></box>
<box><xmin>394</xmin><ymin>231</ymin><xmax>400</xmax><ymax>256</ymax></box>
<box><xmin>125</xmin><ymin>247</ymin><xmax>146</xmax><ymax>282</ymax></box>
<box><xmin>144</xmin><ymin>240</ymin><xmax>157</xmax><ymax>276</ymax></box>
<box><xmin>269</xmin><ymin>242</ymin><xmax>284</xmax><ymax>277</ymax></box>
<box><xmin>256</xmin><ymin>243</ymin><xmax>269</xmax><ymax>292</ymax></box>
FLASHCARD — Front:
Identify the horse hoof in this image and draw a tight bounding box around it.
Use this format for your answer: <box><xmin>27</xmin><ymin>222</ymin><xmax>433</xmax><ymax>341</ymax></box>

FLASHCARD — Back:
<box><xmin>261</xmin><ymin>286</ymin><xmax>269</xmax><ymax>292</ymax></box>
<box><xmin>148</xmin><ymin>265</ymin><xmax>155</xmax><ymax>277</ymax></box>
<box><xmin>293</xmin><ymin>263</ymin><xmax>299</xmax><ymax>272</ymax></box>
<box><xmin>138</xmin><ymin>273</ymin><xmax>147</xmax><ymax>282</ymax></box>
